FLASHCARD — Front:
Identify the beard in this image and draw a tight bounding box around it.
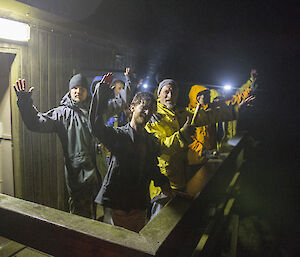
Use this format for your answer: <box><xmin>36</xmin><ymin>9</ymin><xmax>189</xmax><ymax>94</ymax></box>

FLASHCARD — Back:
<box><xmin>164</xmin><ymin>102</ymin><xmax>175</xmax><ymax>109</ymax></box>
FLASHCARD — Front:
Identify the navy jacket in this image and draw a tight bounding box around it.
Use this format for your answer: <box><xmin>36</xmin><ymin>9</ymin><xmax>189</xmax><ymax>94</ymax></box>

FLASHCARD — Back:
<box><xmin>92</xmin><ymin>121</ymin><xmax>169</xmax><ymax>211</ymax></box>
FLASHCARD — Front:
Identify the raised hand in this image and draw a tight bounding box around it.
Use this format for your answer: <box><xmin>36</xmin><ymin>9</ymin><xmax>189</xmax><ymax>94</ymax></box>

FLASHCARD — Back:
<box><xmin>239</xmin><ymin>95</ymin><xmax>256</xmax><ymax>109</ymax></box>
<box><xmin>100</xmin><ymin>72</ymin><xmax>114</xmax><ymax>87</ymax></box>
<box><xmin>250</xmin><ymin>69</ymin><xmax>257</xmax><ymax>80</ymax></box>
<box><xmin>181</xmin><ymin>116</ymin><xmax>196</xmax><ymax>143</ymax></box>
<box><xmin>13</xmin><ymin>79</ymin><xmax>34</xmax><ymax>97</ymax></box>
<box><xmin>137</xmin><ymin>79</ymin><xmax>143</xmax><ymax>89</ymax></box>
<box><xmin>124</xmin><ymin>67</ymin><xmax>130</xmax><ymax>76</ymax></box>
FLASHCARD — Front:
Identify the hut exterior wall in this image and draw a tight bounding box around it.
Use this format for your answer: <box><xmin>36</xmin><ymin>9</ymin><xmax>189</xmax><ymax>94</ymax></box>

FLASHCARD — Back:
<box><xmin>0</xmin><ymin>17</ymin><xmax>136</xmax><ymax>210</ymax></box>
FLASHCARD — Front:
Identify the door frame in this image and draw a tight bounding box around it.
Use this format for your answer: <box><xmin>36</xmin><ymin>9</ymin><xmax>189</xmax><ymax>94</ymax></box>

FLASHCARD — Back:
<box><xmin>0</xmin><ymin>44</ymin><xmax>22</xmax><ymax>197</ymax></box>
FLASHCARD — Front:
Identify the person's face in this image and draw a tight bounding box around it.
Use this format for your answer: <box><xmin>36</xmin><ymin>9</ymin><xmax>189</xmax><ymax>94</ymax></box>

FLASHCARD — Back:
<box><xmin>114</xmin><ymin>82</ymin><xmax>125</xmax><ymax>97</ymax></box>
<box><xmin>197</xmin><ymin>92</ymin><xmax>211</xmax><ymax>105</ymax></box>
<box><xmin>130</xmin><ymin>100</ymin><xmax>155</xmax><ymax>126</ymax></box>
<box><xmin>70</xmin><ymin>86</ymin><xmax>88</xmax><ymax>103</ymax></box>
<box><xmin>158</xmin><ymin>84</ymin><xmax>178</xmax><ymax>109</ymax></box>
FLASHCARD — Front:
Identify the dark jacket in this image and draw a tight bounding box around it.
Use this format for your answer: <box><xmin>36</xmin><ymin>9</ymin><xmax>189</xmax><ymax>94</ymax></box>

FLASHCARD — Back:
<box><xmin>92</xmin><ymin>121</ymin><xmax>169</xmax><ymax>211</ymax></box>
<box><xmin>17</xmin><ymin>92</ymin><xmax>101</xmax><ymax>197</ymax></box>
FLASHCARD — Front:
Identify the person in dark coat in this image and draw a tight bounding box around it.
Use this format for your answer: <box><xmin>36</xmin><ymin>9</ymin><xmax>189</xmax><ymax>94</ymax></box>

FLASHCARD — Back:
<box><xmin>13</xmin><ymin>73</ymin><xmax>128</xmax><ymax>219</ymax></box>
<box><xmin>89</xmin><ymin>89</ymin><xmax>174</xmax><ymax>232</ymax></box>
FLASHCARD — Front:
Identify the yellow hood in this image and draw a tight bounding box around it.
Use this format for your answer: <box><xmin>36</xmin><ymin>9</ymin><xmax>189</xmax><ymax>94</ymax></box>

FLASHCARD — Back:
<box><xmin>188</xmin><ymin>85</ymin><xmax>208</xmax><ymax>108</ymax></box>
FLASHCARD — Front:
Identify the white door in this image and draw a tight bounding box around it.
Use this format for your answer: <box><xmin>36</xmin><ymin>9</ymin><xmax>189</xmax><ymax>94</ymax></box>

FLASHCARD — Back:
<box><xmin>0</xmin><ymin>53</ymin><xmax>15</xmax><ymax>196</ymax></box>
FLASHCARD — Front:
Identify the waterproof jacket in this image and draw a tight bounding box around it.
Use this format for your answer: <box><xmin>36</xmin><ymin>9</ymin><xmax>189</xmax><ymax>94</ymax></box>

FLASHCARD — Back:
<box><xmin>89</xmin><ymin>86</ymin><xmax>169</xmax><ymax>211</ymax></box>
<box><xmin>224</xmin><ymin>78</ymin><xmax>254</xmax><ymax>139</ymax></box>
<box><xmin>187</xmin><ymin>78</ymin><xmax>255</xmax><ymax>165</ymax></box>
<box><xmin>145</xmin><ymin>100</ymin><xmax>237</xmax><ymax>200</ymax></box>
<box><xmin>187</xmin><ymin>85</ymin><xmax>217</xmax><ymax>165</ymax></box>
<box><xmin>17</xmin><ymin>92</ymin><xmax>101</xmax><ymax>197</ymax></box>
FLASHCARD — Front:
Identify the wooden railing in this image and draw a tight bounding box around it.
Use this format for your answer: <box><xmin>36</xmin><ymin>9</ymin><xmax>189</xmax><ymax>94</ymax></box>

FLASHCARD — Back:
<box><xmin>0</xmin><ymin>135</ymin><xmax>247</xmax><ymax>257</ymax></box>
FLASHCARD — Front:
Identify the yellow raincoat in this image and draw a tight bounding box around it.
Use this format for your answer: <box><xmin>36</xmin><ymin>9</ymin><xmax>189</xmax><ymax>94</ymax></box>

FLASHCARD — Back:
<box><xmin>145</xmin><ymin>99</ymin><xmax>237</xmax><ymax>200</ymax></box>
<box><xmin>224</xmin><ymin>78</ymin><xmax>254</xmax><ymax>140</ymax></box>
<box><xmin>187</xmin><ymin>85</ymin><xmax>218</xmax><ymax>165</ymax></box>
<box><xmin>187</xmin><ymin>79</ymin><xmax>254</xmax><ymax>166</ymax></box>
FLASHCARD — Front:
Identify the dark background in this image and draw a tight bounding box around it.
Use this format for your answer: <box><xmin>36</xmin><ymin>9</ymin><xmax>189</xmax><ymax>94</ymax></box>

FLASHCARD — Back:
<box><xmin>88</xmin><ymin>2</ymin><xmax>300</xmax><ymax>255</ymax></box>
<box><xmin>18</xmin><ymin>0</ymin><xmax>300</xmax><ymax>255</ymax></box>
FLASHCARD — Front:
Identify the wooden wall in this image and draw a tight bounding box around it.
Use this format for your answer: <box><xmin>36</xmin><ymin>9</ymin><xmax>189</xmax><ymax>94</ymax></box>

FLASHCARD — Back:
<box><xmin>0</xmin><ymin>19</ymin><xmax>136</xmax><ymax>211</ymax></box>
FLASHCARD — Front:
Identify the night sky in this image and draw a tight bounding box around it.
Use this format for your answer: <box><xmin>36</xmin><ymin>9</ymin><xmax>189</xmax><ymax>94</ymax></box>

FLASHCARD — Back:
<box><xmin>82</xmin><ymin>0</ymin><xmax>298</xmax><ymax>148</ymax></box>
<box><xmin>83</xmin><ymin>0</ymin><xmax>298</xmax><ymax>85</ymax></box>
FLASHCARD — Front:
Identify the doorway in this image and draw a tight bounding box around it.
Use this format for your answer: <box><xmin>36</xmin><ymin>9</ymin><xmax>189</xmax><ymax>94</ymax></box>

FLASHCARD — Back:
<box><xmin>0</xmin><ymin>52</ymin><xmax>15</xmax><ymax>196</ymax></box>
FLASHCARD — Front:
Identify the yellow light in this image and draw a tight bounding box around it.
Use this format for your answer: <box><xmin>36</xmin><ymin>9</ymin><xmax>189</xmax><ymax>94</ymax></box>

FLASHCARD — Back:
<box><xmin>0</xmin><ymin>17</ymin><xmax>30</xmax><ymax>42</ymax></box>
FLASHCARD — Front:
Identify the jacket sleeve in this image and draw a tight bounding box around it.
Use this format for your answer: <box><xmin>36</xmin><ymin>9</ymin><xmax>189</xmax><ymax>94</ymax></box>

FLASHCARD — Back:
<box><xmin>237</xmin><ymin>77</ymin><xmax>254</xmax><ymax>94</ymax></box>
<box><xmin>89</xmin><ymin>82</ymin><xmax>114</xmax><ymax>123</ymax></box>
<box><xmin>190</xmin><ymin>104</ymin><xmax>238</xmax><ymax>127</ymax></box>
<box><xmin>89</xmin><ymin>85</ymin><xmax>121</xmax><ymax>152</ymax></box>
<box><xmin>148</xmin><ymin>137</ymin><xmax>170</xmax><ymax>187</ymax></box>
<box><xmin>17</xmin><ymin>93</ymin><xmax>60</xmax><ymax>133</ymax></box>
<box><xmin>90</xmin><ymin>115</ymin><xmax>121</xmax><ymax>153</ymax></box>
<box><xmin>118</xmin><ymin>74</ymin><xmax>136</xmax><ymax>107</ymax></box>
<box><xmin>105</xmin><ymin>73</ymin><xmax>136</xmax><ymax>119</ymax></box>
<box><xmin>228</xmin><ymin>78</ymin><xmax>254</xmax><ymax>105</ymax></box>
<box><xmin>145</xmin><ymin>121</ymin><xmax>187</xmax><ymax>155</ymax></box>
<box><xmin>152</xmin><ymin>164</ymin><xmax>170</xmax><ymax>188</ymax></box>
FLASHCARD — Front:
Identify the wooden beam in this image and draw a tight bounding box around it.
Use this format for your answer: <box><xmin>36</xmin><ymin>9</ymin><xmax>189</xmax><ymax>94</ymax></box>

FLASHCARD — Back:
<box><xmin>0</xmin><ymin>194</ymin><xmax>154</xmax><ymax>257</ymax></box>
<box><xmin>0</xmin><ymin>135</ymin><xmax>247</xmax><ymax>257</ymax></box>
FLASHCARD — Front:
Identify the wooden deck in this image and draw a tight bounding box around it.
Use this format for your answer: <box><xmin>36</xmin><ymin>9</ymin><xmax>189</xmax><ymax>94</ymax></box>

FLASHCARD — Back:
<box><xmin>0</xmin><ymin>236</ymin><xmax>52</xmax><ymax>257</ymax></box>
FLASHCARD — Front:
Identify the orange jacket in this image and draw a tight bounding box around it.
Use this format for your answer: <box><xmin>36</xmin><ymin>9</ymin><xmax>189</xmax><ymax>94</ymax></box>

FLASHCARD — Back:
<box><xmin>187</xmin><ymin>79</ymin><xmax>253</xmax><ymax>165</ymax></box>
<box><xmin>187</xmin><ymin>85</ymin><xmax>217</xmax><ymax>165</ymax></box>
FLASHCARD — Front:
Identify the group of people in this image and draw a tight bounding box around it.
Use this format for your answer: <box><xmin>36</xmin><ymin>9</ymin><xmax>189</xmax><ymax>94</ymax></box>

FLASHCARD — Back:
<box><xmin>13</xmin><ymin>68</ymin><xmax>256</xmax><ymax>232</ymax></box>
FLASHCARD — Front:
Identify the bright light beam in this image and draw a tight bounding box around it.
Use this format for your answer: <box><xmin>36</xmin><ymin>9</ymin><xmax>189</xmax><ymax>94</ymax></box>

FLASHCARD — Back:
<box><xmin>0</xmin><ymin>18</ymin><xmax>30</xmax><ymax>42</ymax></box>
<box><xmin>223</xmin><ymin>84</ymin><xmax>232</xmax><ymax>91</ymax></box>
<box><xmin>143</xmin><ymin>83</ymin><xmax>148</xmax><ymax>89</ymax></box>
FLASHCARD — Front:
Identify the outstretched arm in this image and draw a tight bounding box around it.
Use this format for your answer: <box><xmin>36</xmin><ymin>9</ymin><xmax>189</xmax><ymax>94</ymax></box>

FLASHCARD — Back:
<box><xmin>187</xmin><ymin>102</ymin><xmax>236</xmax><ymax>127</ymax></box>
<box><xmin>89</xmin><ymin>74</ymin><xmax>123</xmax><ymax>151</ymax></box>
<box><xmin>99</xmin><ymin>71</ymin><xmax>133</xmax><ymax>119</ymax></box>
<box><xmin>119</xmin><ymin>67</ymin><xmax>136</xmax><ymax>105</ymax></box>
<box><xmin>229</xmin><ymin>69</ymin><xmax>257</xmax><ymax>105</ymax></box>
<box><xmin>14</xmin><ymin>79</ymin><xmax>60</xmax><ymax>133</ymax></box>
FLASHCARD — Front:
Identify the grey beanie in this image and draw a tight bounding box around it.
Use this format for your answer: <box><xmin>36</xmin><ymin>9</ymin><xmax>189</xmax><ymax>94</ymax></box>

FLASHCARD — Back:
<box><xmin>157</xmin><ymin>79</ymin><xmax>177</xmax><ymax>95</ymax></box>
<box><xmin>69</xmin><ymin>73</ymin><xmax>89</xmax><ymax>91</ymax></box>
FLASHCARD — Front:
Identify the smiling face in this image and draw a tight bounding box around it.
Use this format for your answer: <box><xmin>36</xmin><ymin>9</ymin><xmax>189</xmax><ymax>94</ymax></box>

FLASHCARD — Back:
<box><xmin>158</xmin><ymin>84</ymin><xmax>178</xmax><ymax>109</ymax></box>
<box><xmin>130</xmin><ymin>100</ymin><xmax>155</xmax><ymax>126</ymax></box>
<box><xmin>70</xmin><ymin>86</ymin><xmax>88</xmax><ymax>103</ymax></box>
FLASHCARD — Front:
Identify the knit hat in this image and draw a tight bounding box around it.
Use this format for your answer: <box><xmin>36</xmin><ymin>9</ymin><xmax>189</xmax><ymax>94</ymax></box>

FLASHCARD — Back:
<box><xmin>69</xmin><ymin>73</ymin><xmax>89</xmax><ymax>91</ymax></box>
<box><xmin>157</xmin><ymin>79</ymin><xmax>177</xmax><ymax>96</ymax></box>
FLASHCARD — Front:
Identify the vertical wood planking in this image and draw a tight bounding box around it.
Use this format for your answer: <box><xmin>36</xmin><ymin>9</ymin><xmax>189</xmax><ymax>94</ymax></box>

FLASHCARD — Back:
<box><xmin>62</xmin><ymin>34</ymin><xmax>73</xmax><ymax>210</ymax></box>
<box><xmin>39</xmin><ymin>30</ymin><xmax>51</xmax><ymax>206</ymax></box>
<box><xmin>48</xmin><ymin>32</ymin><xmax>58</xmax><ymax>209</ymax></box>
<box><xmin>55</xmin><ymin>34</ymin><xmax>66</xmax><ymax>211</ymax></box>
<box><xmin>30</xmin><ymin>26</ymin><xmax>42</xmax><ymax>204</ymax></box>
<box><xmin>20</xmin><ymin>43</ymin><xmax>34</xmax><ymax>201</ymax></box>
<box><xmin>21</xmin><ymin>26</ymin><xmax>36</xmax><ymax>202</ymax></box>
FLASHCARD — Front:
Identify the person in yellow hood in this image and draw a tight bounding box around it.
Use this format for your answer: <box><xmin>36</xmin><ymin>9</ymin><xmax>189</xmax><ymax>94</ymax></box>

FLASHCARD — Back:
<box><xmin>187</xmin><ymin>69</ymin><xmax>257</xmax><ymax>170</ymax></box>
<box><xmin>145</xmin><ymin>79</ymin><xmax>240</xmax><ymax>219</ymax></box>
<box><xmin>187</xmin><ymin>85</ymin><xmax>217</xmax><ymax>167</ymax></box>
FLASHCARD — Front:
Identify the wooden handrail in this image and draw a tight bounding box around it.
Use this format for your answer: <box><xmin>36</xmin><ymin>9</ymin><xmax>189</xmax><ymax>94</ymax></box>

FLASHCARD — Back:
<box><xmin>0</xmin><ymin>135</ymin><xmax>247</xmax><ymax>257</ymax></box>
